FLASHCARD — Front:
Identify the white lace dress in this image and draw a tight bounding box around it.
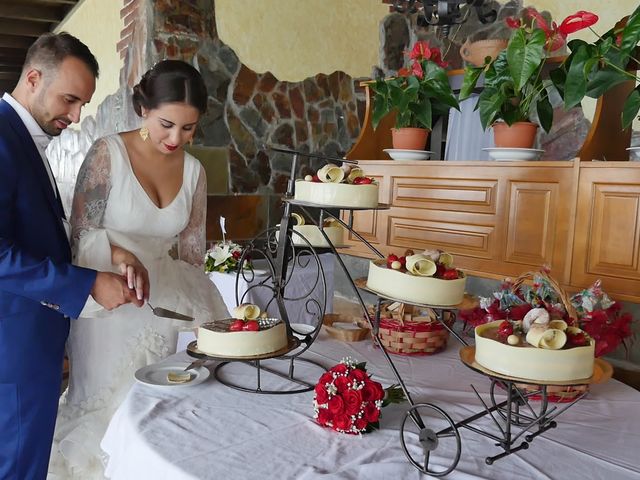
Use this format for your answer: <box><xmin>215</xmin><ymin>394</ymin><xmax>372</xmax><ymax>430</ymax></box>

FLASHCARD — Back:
<box><xmin>48</xmin><ymin>134</ymin><xmax>229</xmax><ymax>479</ymax></box>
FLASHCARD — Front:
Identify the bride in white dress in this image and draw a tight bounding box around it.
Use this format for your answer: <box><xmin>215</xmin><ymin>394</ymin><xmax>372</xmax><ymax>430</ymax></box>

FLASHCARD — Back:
<box><xmin>48</xmin><ymin>60</ymin><xmax>229</xmax><ymax>479</ymax></box>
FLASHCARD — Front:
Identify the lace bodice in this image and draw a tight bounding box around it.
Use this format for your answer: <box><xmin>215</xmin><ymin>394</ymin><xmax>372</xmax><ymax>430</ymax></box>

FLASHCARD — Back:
<box><xmin>70</xmin><ymin>134</ymin><xmax>207</xmax><ymax>266</ymax></box>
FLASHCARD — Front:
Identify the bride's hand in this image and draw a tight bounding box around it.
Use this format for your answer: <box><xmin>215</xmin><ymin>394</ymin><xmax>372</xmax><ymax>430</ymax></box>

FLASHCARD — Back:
<box><xmin>111</xmin><ymin>245</ymin><xmax>150</xmax><ymax>302</ymax></box>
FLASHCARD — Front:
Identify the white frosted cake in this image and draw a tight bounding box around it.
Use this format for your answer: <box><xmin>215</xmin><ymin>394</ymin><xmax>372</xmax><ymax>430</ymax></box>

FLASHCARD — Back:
<box><xmin>197</xmin><ymin>318</ymin><xmax>288</xmax><ymax>357</ymax></box>
<box><xmin>474</xmin><ymin>319</ymin><xmax>595</xmax><ymax>382</ymax></box>
<box><xmin>294</xmin><ymin>181</ymin><xmax>379</xmax><ymax>208</ymax></box>
<box><xmin>366</xmin><ymin>250</ymin><xmax>466</xmax><ymax>306</ymax></box>
<box><xmin>292</xmin><ymin>225</ymin><xmax>344</xmax><ymax>247</ymax></box>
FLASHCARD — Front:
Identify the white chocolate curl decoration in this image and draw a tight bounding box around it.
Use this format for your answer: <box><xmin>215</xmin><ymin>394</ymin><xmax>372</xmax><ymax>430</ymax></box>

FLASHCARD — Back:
<box><xmin>232</xmin><ymin>303</ymin><xmax>260</xmax><ymax>320</ymax></box>
<box><xmin>347</xmin><ymin>167</ymin><xmax>364</xmax><ymax>183</ymax></box>
<box><xmin>291</xmin><ymin>213</ymin><xmax>305</xmax><ymax>225</ymax></box>
<box><xmin>523</xmin><ymin>307</ymin><xmax>550</xmax><ymax>332</ymax></box>
<box><xmin>317</xmin><ymin>164</ymin><xmax>345</xmax><ymax>183</ymax></box>
<box><xmin>422</xmin><ymin>249</ymin><xmax>441</xmax><ymax>262</ymax></box>
<box><xmin>405</xmin><ymin>254</ymin><xmax>437</xmax><ymax>276</ymax></box>
<box><xmin>525</xmin><ymin>324</ymin><xmax>567</xmax><ymax>349</ymax></box>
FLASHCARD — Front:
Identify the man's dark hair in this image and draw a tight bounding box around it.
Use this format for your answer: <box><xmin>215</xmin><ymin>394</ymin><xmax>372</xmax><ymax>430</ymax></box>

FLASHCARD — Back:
<box><xmin>22</xmin><ymin>32</ymin><xmax>99</xmax><ymax>79</ymax></box>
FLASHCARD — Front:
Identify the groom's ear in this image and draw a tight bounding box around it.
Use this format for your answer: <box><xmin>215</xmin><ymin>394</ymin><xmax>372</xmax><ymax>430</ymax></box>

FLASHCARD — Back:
<box><xmin>24</xmin><ymin>68</ymin><xmax>44</xmax><ymax>92</ymax></box>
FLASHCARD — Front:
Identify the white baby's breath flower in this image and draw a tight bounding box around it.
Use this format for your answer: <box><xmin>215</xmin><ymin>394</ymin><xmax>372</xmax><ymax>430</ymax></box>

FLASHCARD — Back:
<box><xmin>326</xmin><ymin>383</ymin><xmax>337</xmax><ymax>396</ymax></box>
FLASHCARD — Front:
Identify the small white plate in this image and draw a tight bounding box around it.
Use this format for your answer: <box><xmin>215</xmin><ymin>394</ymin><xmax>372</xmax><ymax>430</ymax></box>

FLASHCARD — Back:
<box><xmin>134</xmin><ymin>362</ymin><xmax>210</xmax><ymax>388</ymax></box>
<box><xmin>383</xmin><ymin>149</ymin><xmax>434</xmax><ymax>161</ymax></box>
<box><xmin>482</xmin><ymin>147</ymin><xmax>545</xmax><ymax>161</ymax></box>
<box><xmin>626</xmin><ymin>147</ymin><xmax>640</xmax><ymax>160</ymax></box>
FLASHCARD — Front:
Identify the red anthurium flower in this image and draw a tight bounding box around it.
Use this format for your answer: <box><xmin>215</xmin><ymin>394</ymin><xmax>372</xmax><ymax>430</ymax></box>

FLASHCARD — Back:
<box><xmin>505</xmin><ymin>16</ymin><xmax>521</xmax><ymax>29</ymax></box>
<box><xmin>397</xmin><ymin>67</ymin><xmax>411</xmax><ymax>77</ymax></box>
<box><xmin>430</xmin><ymin>49</ymin><xmax>449</xmax><ymax>68</ymax></box>
<box><xmin>409</xmin><ymin>40</ymin><xmax>432</xmax><ymax>62</ymax></box>
<box><xmin>411</xmin><ymin>60</ymin><xmax>424</xmax><ymax>79</ymax></box>
<box><xmin>558</xmin><ymin>11</ymin><xmax>599</xmax><ymax>35</ymax></box>
<box><xmin>525</xmin><ymin>8</ymin><xmax>565</xmax><ymax>51</ymax></box>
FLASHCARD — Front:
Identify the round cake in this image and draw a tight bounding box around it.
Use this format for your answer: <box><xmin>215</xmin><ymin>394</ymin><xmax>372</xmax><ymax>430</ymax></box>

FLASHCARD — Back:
<box><xmin>294</xmin><ymin>180</ymin><xmax>379</xmax><ymax>208</ymax></box>
<box><xmin>197</xmin><ymin>318</ymin><xmax>288</xmax><ymax>357</ymax></box>
<box><xmin>291</xmin><ymin>225</ymin><xmax>344</xmax><ymax>247</ymax></box>
<box><xmin>366</xmin><ymin>253</ymin><xmax>466</xmax><ymax>306</ymax></box>
<box><xmin>474</xmin><ymin>320</ymin><xmax>595</xmax><ymax>382</ymax></box>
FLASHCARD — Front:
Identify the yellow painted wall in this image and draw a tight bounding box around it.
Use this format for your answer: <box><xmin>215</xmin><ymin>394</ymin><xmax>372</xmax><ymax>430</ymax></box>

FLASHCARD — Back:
<box><xmin>55</xmin><ymin>0</ymin><xmax>123</xmax><ymax>120</ymax></box>
<box><xmin>215</xmin><ymin>0</ymin><xmax>389</xmax><ymax>81</ymax></box>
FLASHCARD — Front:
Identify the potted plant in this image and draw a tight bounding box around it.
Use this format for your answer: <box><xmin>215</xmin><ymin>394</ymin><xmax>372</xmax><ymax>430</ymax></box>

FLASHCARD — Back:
<box><xmin>371</xmin><ymin>41</ymin><xmax>459</xmax><ymax>151</ymax></box>
<box><xmin>550</xmin><ymin>5</ymin><xmax>640</xmax><ymax>130</ymax></box>
<box><xmin>459</xmin><ymin>8</ymin><xmax>598</xmax><ymax>149</ymax></box>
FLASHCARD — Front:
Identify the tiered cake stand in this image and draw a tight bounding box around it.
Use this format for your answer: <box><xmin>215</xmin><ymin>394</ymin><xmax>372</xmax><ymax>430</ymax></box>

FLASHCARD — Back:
<box><xmin>188</xmin><ymin>147</ymin><xmax>597</xmax><ymax>475</ymax></box>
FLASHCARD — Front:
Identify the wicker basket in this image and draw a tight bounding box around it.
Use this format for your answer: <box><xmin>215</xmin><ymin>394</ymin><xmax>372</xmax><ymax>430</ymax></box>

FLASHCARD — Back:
<box><xmin>322</xmin><ymin>313</ymin><xmax>370</xmax><ymax>342</ymax></box>
<box><xmin>503</xmin><ymin>271</ymin><xmax>588</xmax><ymax>403</ymax></box>
<box><xmin>372</xmin><ymin>303</ymin><xmax>450</xmax><ymax>356</ymax></box>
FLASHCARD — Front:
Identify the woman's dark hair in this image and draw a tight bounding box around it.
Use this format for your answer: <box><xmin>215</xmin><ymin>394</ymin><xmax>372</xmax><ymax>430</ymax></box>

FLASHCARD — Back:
<box><xmin>132</xmin><ymin>60</ymin><xmax>208</xmax><ymax>116</ymax></box>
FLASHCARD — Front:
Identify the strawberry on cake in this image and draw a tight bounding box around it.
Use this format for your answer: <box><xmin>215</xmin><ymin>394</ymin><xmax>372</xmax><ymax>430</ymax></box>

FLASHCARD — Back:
<box><xmin>366</xmin><ymin>249</ymin><xmax>466</xmax><ymax>306</ymax></box>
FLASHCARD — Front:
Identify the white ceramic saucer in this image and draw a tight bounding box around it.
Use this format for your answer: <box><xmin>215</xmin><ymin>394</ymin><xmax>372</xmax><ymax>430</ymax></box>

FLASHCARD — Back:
<box><xmin>383</xmin><ymin>149</ymin><xmax>434</xmax><ymax>161</ymax></box>
<box><xmin>482</xmin><ymin>147</ymin><xmax>545</xmax><ymax>161</ymax></box>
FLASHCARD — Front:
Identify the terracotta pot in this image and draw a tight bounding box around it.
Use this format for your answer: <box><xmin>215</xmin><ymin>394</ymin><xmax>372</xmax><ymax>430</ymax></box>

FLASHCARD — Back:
<box><xmin>492</xmin><ymin>122</ymin><xmax>539</xmax><ymax>149</ymax></box>
<box><xmin>391</xmin><ymin>127</ymin><xmax>429</xmax><ymax>150</ymax></box>
<box><xmin>460</xmin><ymin>39</ymin><xmax>508</xmax><ymax>67</ymax></box>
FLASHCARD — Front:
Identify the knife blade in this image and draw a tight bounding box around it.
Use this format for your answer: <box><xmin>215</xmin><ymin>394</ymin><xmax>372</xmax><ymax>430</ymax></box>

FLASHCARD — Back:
<box><xmin>147</xmin><ymin>303</ymin><xmax>195</xmax><ymax>322</ymax></box>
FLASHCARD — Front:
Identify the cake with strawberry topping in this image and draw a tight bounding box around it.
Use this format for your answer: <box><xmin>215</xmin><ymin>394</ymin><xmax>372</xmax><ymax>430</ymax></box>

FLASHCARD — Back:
<box><xmin>277</xmin><ymin>213</ymin><xmax>345</xmax><ymax>248</ymax></box>
<box><xmin>294</xmin><ymin>163</ymin><xmax>379</xmax><ymax>208</ymax></box>
<box><xmin>197</xmin><ymin>304</ymin><xmax>288</xmax><ymax>357</ymax></box>
<box><xmin>474</xmin><ymin>308</ymin><xmax>595</xmax><ymax>382</ymax></box>
<box><xmin>366</xmin><ymin>249</ymin><xmax>466</xmax><ymax>306</ymax></box>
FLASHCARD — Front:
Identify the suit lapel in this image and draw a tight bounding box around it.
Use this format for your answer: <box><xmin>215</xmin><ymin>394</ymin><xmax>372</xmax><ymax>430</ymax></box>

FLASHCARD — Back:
<box><xmin>0</xmin><ymin>100</ymin><xmax>68</xmax><ymax>234</ymax></box>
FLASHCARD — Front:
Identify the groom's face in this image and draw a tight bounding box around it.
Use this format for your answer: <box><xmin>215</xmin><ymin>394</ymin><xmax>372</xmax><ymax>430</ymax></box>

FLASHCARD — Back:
<box><xmin>29</xmin><ymin>56</ymin><xmax>96</xmax><ymax>136</ymax></box>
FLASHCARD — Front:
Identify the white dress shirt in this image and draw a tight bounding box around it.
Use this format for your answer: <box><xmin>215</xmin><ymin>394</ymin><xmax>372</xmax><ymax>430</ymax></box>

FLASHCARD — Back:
<box><xmin>2</xmin><ymin>92</ymin><xmax>57</xmax><ymax>198</ymax></box>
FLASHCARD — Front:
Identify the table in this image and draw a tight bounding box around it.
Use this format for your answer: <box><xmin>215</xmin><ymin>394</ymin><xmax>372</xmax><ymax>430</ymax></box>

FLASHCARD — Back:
<box><xmin>102</xmin><ymin>332</ymin><xmax>640</xmax><ymax>480</ymax></box>
<box><xmin>208</xmin><ymin>253</ymin><xmax>335</xmax><ymax>325</ymax></box>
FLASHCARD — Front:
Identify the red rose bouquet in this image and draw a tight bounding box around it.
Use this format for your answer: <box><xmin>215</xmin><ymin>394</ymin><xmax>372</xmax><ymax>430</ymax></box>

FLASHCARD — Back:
<box><xmin>313</xmin><ymin>358</ymin><xmax>405</xmax><ymax>435</ymax></box>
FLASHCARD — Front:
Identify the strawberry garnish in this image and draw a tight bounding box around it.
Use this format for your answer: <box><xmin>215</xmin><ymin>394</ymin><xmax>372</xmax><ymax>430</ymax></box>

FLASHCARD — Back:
<box><xmin>497</xmin><ymin>321</ymin><xmax>513</xmax><ymax>340</ymax></box>
<box><xmin>567</xmin><ymin>331</ymin><xmax>588</xmax><ymax>347</ymax></box>
<box><xmin>386</xmin><ymin>254</ymin><xmax>399</xmax><ymax>267</ymax></box>
<box><xmin>229</xmin><ymin>319</ymin><xmax>245</xmax><ymax>332</ymax></box>
<box><xmin>243</xmin><ymin>320</ymin><xmax>260</xmax><ymax>331</ymax></box>
<box><xmin>441</xmin><ymin>269</ymin><xmax>459</xmax><ymax>280</ymax></box>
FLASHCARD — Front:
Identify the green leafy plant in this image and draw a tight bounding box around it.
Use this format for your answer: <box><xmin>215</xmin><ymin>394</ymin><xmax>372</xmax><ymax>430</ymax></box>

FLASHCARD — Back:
<box><xmin>551</xmin><ymin>5</ymin><xmax>640</xmax><ymax>130</ymax></box>
<box><xmin>460</xmin><ymin>8</ymin><xmax>597</xmax><ymax>132</ymax></box>
<box><xmin>371</xmin><ymin>41</ymin><xmax>459</xmax><ymax>131</ymax></box>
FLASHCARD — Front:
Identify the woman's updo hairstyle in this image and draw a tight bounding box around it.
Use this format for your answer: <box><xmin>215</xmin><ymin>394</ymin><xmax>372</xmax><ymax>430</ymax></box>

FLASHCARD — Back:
<box><xmin>132</xmin><ymin>60</ymin><xmax>208</xmax><ymax>117</ymax></box>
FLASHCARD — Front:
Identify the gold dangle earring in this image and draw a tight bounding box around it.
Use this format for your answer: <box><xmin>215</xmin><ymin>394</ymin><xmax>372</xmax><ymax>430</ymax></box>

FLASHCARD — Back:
<box><xmin>139</xmin><ymin>126</ymin><xmax>149</xmax><ymax>141</ymax></box>
<box><xmin>189</xmin><ymin>136</ymin><xmax>194</xmax><ymax>146</ymax></box>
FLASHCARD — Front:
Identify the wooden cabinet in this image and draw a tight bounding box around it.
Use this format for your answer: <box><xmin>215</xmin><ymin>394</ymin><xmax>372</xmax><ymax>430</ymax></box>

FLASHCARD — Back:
<box><xmin>342</xmin><ymin>160</ymin><xmax>640</xmax><ymax>301</ymax></box>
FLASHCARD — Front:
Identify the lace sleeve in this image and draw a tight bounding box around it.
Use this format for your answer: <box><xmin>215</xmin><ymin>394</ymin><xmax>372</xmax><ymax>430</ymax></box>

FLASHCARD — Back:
<box><xmin>70</xmin><ymin>138</ymin><xmax>112</xmax><ymax>250</ymax></box>
<box><xmin>178</xmin><ymin>163</ymin><xmax>207</xmax><ymax>266</ymax></box>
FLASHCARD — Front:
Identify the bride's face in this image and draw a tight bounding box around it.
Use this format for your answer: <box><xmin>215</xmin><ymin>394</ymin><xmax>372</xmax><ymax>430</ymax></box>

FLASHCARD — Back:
<box><xmin>142</xmin><ymin>102</ymin><xmax>200</xmax><ymax>154</ymax></box>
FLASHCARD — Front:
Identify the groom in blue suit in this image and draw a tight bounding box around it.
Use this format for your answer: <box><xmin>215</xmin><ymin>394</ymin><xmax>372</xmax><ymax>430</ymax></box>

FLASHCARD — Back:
<box><xmin>0</xmin><ymin>33</ymin><xmax>144</xmax><ymax>479</ymax></box>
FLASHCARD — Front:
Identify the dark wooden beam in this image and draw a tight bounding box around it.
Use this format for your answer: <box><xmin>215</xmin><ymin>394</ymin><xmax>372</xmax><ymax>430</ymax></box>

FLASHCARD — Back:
<box><xmin>0</xmin><ymin>2</ymin><xmax>63</xmax><ymax>23</ymax></box>
<box><xmin>0</xmin><ymin>35</ymin><xmax>35</xmax><ymax>49</ymax></box>
<box><xmin>24</xmin><ymin>0</ymin><xmax>78</xmax><ymax>5</ymax></box>
<box><xmin>0</xmin><ymin>64</ymin><xmax>22</xmax><ymax>72</ymax></box>
<box><xmin>0</xmin><ymin>19</ymin><xmax>52</xmax><ymax>38</ymax></box>
<box><xmin>0</xmin><ymin>72</ymin><xmax>20</xmax><ymax>81</ymax></box>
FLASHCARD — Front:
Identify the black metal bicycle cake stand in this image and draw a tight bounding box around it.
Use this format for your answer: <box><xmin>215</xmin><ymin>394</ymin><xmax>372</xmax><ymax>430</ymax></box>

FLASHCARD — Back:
<box><xmin>187</xmin><ymin>147</ymin><xmax>596</xmax><ymax>476</ymax></box>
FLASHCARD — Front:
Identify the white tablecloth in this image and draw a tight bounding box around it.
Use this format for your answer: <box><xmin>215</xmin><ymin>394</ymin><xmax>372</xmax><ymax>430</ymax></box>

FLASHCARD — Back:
<box><xmin>209</xmin><ymin>254</ymin><xmax>334</xmax><ymax>325</ymax></box>
<box><xmin>103</xmin><ymin>332</ymin><xmax>640</xmax><ymax>480</ymax></box>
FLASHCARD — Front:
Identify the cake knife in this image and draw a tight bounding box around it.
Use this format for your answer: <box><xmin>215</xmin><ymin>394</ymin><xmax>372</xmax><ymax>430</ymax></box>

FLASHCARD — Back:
<box><xmin>147</xmin><ymin>303</ymin><xmax>195</xmax><ymax>322</ymax></box>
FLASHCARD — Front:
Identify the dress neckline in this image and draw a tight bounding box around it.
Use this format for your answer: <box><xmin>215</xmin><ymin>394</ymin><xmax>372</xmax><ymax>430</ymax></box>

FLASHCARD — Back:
<box><xmin>114</xmin><ymin>133</ymin><xmax>186</xmax><ymax>211</ymax></box>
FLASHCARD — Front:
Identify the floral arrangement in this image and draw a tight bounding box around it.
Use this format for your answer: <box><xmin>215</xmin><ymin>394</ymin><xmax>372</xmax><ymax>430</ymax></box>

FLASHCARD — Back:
<box><xmin>549</xmin><ymin>5</ymin><xmax>640</xmax><ymax>129</ymax></box>
<box><xmin>204</xmin><ymin>241</ymin><xmax>250</xmax><ymax>274</ymax></box>
<box><xmin>460</xmin><ymin>271</ymin><xmax>635</xmax><ymax>357</ymax></box>
<box><xmin>313</xmin><ymin>357</ymin><xmax>405</xmax><ymax>435</ymax></box>
<box><xmin>371</xmin><ymin>40</ymin><xmax>459</xmax><ymax>131</ymax></box>
<box><xmin>460</xmin><ymin>8</ymin><xmax>597</xmax><ymax>132</ymax></box>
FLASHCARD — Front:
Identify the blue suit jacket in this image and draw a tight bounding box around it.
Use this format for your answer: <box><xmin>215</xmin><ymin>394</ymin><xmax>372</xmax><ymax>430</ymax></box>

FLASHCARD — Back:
<box><xmin>0</xmin><ymin>99</ymin><xmax>96</xmax><ymax>479</ymax></box>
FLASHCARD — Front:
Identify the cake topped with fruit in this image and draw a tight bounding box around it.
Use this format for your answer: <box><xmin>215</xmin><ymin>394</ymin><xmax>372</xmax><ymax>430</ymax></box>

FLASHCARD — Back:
<box><xmin>294</xmin><ymin>163</ymin><xmax>379</xmax><ymax>208</ymax></box>
<box><xmin>197</xmin><ymin>304</ymin><xmax>288</xmax><ymax>357</ymax></box>
<box><xmin>366</xmin><ymin>248</ymin><xmax>466</xmax><ymax>306</ymax></box>
<box><xmin>474</xmin><ymin>307</ymin><xmax>595</xmax><ymax>382</ymax></box>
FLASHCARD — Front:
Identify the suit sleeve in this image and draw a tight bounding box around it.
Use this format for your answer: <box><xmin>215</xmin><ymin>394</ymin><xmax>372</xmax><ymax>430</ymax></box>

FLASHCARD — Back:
<box><xmin>0</xmin><ymin>136</ymin><xmax>97</xmax><ymax>318</ymax></box>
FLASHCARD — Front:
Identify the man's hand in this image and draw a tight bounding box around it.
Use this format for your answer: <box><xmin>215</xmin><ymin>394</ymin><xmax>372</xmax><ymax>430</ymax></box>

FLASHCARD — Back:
<box><xmin>90</xmin><ymin>271</ymin><xmax>144</xmax><ymax>310</ymax></box>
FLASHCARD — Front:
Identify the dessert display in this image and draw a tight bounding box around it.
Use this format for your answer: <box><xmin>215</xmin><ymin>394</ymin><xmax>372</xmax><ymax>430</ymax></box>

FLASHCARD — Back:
<box><xmin>293</xmin><ymin>163</ymin><xmax>379</xmax><ymax>208</ymax></box>
<box><xmin>283</xmin><ymin>213</ymin><xmax>344</xmax><ymax>247</ymax></box>
<box><xmin>366</xmin><ymin>249</ymin><xmax>466</xmax><ymax>306</ymax></box>
<box><xmin>474</xmin><ymin>308</ymin><xmax>595</xmax><ymax>382</ymax></box>
<box><xmin>197</xmin><ymin>303</ymin><xmax>288</xmax><ymax>357</ymax></box>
